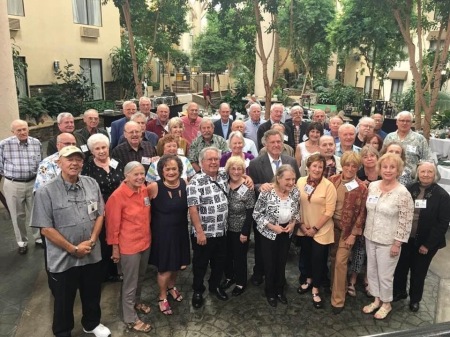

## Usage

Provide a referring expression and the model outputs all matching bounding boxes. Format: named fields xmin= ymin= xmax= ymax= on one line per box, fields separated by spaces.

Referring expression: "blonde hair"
xmin=377 ymin=153 xmax=404 ymax=178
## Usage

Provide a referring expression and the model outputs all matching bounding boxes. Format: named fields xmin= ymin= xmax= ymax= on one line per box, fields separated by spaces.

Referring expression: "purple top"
xmin=220 ymin=152 xmax=254 ymax=174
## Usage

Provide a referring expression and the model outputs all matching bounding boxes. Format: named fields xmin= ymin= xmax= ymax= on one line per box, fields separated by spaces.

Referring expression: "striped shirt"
xmin=0 ymin=136 xmax=42 ymax=179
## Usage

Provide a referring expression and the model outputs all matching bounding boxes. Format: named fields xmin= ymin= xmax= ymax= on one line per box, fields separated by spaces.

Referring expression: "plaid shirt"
xmin=111 ymin=140 xmax=156 ymax=172
xmin=188 ymin=135 xmax=229 ymax=165
xmin=0 ymin=136 xmax=42 ymax=179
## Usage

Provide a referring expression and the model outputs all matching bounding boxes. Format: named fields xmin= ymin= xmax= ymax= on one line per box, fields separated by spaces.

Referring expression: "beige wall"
xmin=9 ymin=0 xmax=120 ymax=92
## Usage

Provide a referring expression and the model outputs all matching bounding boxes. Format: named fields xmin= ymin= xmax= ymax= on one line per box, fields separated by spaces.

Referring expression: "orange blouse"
xmin=105 ymin=182 xmax=151 ymax=255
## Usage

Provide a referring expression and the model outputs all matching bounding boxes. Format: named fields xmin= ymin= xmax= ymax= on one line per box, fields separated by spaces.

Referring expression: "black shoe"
xmin=210 ymin=288 xmax=228 ymax=301
xmin=312 ymin=293 xmax=323 ymax=309
xmin=192 ymin=292 xmax=203 ymax=309
xmin=267 ymin=296 xmax=277 ymax=307
xmin=393 ymin=292 xmax=408 ymax=302
xmin=232 ymin=285 xmax=245 ymax=296
xmin=332 ymin=306 xmax=344 ymax=315
xmin=297 ymin=282 xmax=312 ymax=294
xmin=220 ymin=278 xmax=235 ymax=290
xmin=250 ymin=275 xmax=263 ymax=286
xmin=409 ymin=302 xmax=420 ymax=312
xmin=35 ymin=240 xmax=44 ymax=248
xmin=277 ymin=294 xmax=288 ymax=305
xmin=18 ymin=246 xmax=28 ymax=255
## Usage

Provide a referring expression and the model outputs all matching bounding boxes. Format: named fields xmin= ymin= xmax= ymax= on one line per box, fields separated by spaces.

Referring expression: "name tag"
xmin=109 ymin=159 xmax=118 ymax=169
xmin=406 ymin=145 xmax=417 ymax=153
xmin=88 ymin=201 xmax=98 ymax=214
xmin=283 ymin=135 xmax=288 ymax=142
xmin=415 ymin=199 xmax=426 ymax=208
xmin=304 ymin=184 xmax=315 ymax=195
xmin=177 ymin=148 xmax=185 ymax=156
xmin=367 ymin=195 xmax=379 ymax=204
xmin=280 ymin=200 xmax=289 ymax=208
xmin=345 ymin=179 xmax=359 ymax=191
xmin=302 ymin=134 xmax=308 ymax=141
xmin=141 ymin=157 xmax=151 ymax=165
xmin=81 ymin=144 xmax=89 ymax=152
xmin=237 ymin=184 xmax=248 ymax=197
xmin=144 ymin=197 xmax=151 ymax=206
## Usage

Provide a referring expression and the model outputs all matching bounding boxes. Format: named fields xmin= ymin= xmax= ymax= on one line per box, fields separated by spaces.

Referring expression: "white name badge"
xmin=141 ymin=157 xmax=151 ymax=165
xmin=345 ymin=179 xmax=359 ymax=192
xmin=245 ymin=158 xmax=250 ymax=168
xmin=177 ymin=148 xmax=185 ymax=156
xmin=88 ymin=201 xmax=98 ymax=214
xmin=304 ymin=184 xmax=315 ymax=195
xmin=406 ymin=145 xmax=417 ymax=153
xmin=237 ymin=184 xmax=248 ymax=197
xmin=280 ymin=200 xmax=289 ymax=208
xmin=415 ymin=199 xmax=427 ymax=208
xmin=109 ymin=159 xmax=118 ymax=169
xmin=144 ymin=197 xmax=151 ymax=206
xmin=283 ymin=135 xmax=289 ymax=142
xmin=367 ymin=195 xmax=379 ymax=204
xmin=302 ymin=134 xmax=308 ymax=141
xmin=81 ymin=144 xmax=89 ymax=152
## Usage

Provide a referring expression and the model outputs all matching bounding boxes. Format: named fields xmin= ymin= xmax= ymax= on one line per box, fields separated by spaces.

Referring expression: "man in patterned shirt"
xmin=0 ymin=120 xmax=42 ymax=254
xmin=187 ymin=147 xmax=230 ymax=308
xmin=188 ymin=119 xmax=228 ymax=172
xmin=383 ymin=111 xmax=431 ymax=171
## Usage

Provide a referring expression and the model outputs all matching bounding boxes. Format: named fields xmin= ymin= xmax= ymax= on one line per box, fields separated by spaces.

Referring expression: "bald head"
xmin=11 ymin=120 xmax=29 ymax=142
xmin=56 ymin=133 xmax=77 ymax=151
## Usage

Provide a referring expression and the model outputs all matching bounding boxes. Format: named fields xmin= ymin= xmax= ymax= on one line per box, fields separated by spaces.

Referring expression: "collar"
xmin=267 ymin=153 xmax=280 ymax=163
xmin=122 ymin=181 xmax=144 ymax=197
xmin=156 ymin=118 xmax=167 ymax=127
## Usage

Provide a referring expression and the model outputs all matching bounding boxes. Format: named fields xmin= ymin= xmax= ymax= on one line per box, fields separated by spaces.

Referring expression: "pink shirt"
xmin=181 ymin=116 xmax=202 ymax=145
xmin=105 ymin=182 xmax=151 ymax=254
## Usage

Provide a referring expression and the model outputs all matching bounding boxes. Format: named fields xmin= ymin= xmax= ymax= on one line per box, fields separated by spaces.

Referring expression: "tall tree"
xmin=328 ymin=0 xmax=405 ymax=99
xmin=279 ymin=0 xmax=335 ymax=94
xmin=103 ymin=0 xmax=189 ymax=97
xmin=383 ymin=0 xmax=450 ymax=139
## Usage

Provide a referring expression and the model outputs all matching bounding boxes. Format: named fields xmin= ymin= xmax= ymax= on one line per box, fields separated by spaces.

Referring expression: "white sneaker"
xmin=83 ymin=323 xmax=111 ymax=337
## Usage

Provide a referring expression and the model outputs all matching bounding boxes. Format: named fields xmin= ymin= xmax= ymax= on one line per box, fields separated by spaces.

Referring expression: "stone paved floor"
xmin=0 ymin=202 xmax=442 ymax=337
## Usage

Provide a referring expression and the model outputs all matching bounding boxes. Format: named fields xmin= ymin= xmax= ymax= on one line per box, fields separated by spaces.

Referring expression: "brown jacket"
xmin=328 ymin=174 xmax=368 ymax=239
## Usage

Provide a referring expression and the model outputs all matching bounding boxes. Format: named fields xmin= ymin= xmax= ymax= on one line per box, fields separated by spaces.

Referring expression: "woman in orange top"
xmin=105 ymin=161 xmax=152 ymax=333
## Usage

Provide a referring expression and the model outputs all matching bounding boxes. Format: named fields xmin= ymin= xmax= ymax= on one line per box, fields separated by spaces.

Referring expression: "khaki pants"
xmin=330 ymin=228 xmax=352 ymax=308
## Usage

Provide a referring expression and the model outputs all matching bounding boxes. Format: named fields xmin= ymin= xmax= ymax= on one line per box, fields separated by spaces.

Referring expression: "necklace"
xmin=163 ymin=180 xmax=180 ymax=189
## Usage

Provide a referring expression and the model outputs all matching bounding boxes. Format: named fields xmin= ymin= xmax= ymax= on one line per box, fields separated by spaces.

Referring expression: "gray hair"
xmin=227 ymin=131 xmax=245 ymax=148
xmin=83 ymin=109 xmax=99 ymax=117
xmin=139 ymin=96 xmax=151 ymax=104
xmin=358 ymin=117 xmax=375 ymax=127
xmin=262 ymin=129 xmax=283 ymax=146
xmin=249 ymin=103 xmax=261 ymax=112
xmin=396 ymin=111 xmax=413 ymax=120
xmin=412 ymin=160 xmax=441 ymax=183
xmin=57 ymin=112 xmax=74 ymax=124
xmin=123 ymin=100 xmax=135 ymax=109
xmin=338 ymin=123 xmax=356 ymax=133
xmin=219 ymin=102 xmax=230 ymax=111
xmin=199 ymin=118 xmax=214 ymax=128
xmin=130 ymin=112 xmax=146 ymax=121
xmin=87 ymin=133 xmax=110 ymax=151
xmin=270 ymin=103 xmax=284 ymax=112
xmin=124 ymin=161 xmax=143 ymax=176
xmin=270 ymin=123 xmax=285 ymax=132
xmin=290 ymin=105 xmax=303 ymax=114
xmin=168 ymin=117 xmax=184 ymax=132
xmin=198 ymin=147 xmax=221 ymax=168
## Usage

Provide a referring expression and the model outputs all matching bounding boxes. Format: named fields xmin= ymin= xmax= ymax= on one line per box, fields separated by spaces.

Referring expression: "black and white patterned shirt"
xmin=187 ymin=168 xmax=229 ymax=238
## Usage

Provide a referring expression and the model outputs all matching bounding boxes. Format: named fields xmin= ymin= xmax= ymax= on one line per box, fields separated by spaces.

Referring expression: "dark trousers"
xmin=252 ymin=220 xmax=264 ymax=279
xmin=393 ymin=238 xmax=437 ymax=303
xmin=224 ymin=231 xmax=249 ymax=286
xmin=48 ymin=262 xmax=102 ymax=337
xmin=298 ymin=236 xmax=329 ymax=289
xmin=191 ymin=235 xmax=227 ymax=293
xmin=99 ymin=225 xmax=119 ymax=281
xmin=260 ymin=232 xmax=291 ymax=297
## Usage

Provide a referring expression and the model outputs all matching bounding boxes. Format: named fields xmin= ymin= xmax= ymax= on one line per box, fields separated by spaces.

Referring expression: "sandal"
xmin=158 ymin=298 xmax=173 ymax=315
xmin=134 ymin=303 xmax=151 ymax=314
xmin=180 ymin=265 xmax=187 ymax=271
xmin=167 ymin=287 xmax=183 ymax=302
xmin=297 ymin=282 xmax=312 ymax=294
xmin=347 ymin=283 xmax=356 ymax=297
xmin=127 ymin=319 xmax=152 ymax=333
xmin=362 ymin=302 xmax=381 ymax=314
xmin=374 ymin=306 xmax=392 ymax=320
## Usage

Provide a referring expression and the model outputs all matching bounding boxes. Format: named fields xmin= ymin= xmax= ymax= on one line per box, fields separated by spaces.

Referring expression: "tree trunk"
xmin=122 ymin=0 xmax=142 ymax=98
xmin=216 ymin=72 xmax=222 ymax=98
xmin=368 ymin=47 xmax=377 ymax=99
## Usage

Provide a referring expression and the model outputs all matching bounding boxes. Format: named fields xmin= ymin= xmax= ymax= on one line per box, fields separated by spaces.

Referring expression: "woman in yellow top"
xmin=296 ymin=153 xmax=337 ymax=309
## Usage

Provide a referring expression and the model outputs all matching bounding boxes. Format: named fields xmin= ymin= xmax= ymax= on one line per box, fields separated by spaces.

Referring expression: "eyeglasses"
xmin=397 ymin=119 xmax=411 ymax=123
xmin=125 ymin=130 xmax=141 ymax=134
xmin=58 ymin=142 xmax=77 ymax=146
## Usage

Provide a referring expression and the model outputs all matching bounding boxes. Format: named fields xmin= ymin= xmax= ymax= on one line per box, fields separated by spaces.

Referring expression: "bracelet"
xmin=312 ymin=226 xmax=319 ymax=232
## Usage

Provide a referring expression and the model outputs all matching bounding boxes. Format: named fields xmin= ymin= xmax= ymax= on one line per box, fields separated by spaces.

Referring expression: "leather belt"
xmin=4 ymin=176 xmax=36 ymax=183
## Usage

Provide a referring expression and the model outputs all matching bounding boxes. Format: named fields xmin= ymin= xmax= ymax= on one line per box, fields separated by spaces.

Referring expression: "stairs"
xmin=172 ymin=80 xmax=191 ymax=93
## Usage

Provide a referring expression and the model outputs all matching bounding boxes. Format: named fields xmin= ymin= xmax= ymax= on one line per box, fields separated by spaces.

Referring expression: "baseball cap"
xmin=58 ymin=145 xmax=85 ymax=158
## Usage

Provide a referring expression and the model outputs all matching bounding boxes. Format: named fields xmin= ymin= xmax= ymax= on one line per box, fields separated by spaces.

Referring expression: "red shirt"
xmin=105 ymin=182 xmax=151 ymax=254
xmin=146 ymin=118 xmax=168 ymax=139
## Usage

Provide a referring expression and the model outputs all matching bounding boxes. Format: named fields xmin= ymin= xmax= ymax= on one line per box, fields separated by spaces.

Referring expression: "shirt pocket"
xmin=53 ymin=206 xmax=77 ymax=228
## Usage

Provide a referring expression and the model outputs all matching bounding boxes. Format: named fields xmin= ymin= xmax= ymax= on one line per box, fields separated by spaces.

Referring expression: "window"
xmin=390 ymin=79 xmax=404 ymax=96
xmin=80 ymin=59 xmax=103 ymax=100
xmin=72 ymin=0 xmax=102 ymax=26
xmin=7 ymin=0 xmax=24 ymax=16
xmin=15 ymin=56 xmax=28 ymax=98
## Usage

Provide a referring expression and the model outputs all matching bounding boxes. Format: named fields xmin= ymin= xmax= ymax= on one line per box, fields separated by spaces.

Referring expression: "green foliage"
xmin=316 ymin=82 xmax=362 ymax=111
xmin=170 ymin=50 xmax=190 ymax=71
xmin=223 ymin=73 xmax=250 ymax=114
xmin=83 ymin=100 xmax=115 ymax=112
xmin=18 ymin=96 xmax=47 ymax=121
xmin=110 ymin=36 xmax=152 ymax=98
xmin=12 ymin=44 xmax=27 ymax=82
xmin=433 ymin=109 xmax=450 ymax=130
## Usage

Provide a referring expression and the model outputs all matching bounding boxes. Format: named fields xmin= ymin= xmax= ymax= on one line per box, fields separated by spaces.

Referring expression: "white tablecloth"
xmin=438 ymin=165 xmax=450 ymax=195
xmin=430 ymin=138 xmax=450 ymax=158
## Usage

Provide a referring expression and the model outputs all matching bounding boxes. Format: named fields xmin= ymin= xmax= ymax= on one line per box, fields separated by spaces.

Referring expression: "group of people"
xmin=1 ymin=97 xmax=449 ymax=336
